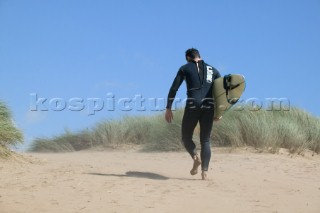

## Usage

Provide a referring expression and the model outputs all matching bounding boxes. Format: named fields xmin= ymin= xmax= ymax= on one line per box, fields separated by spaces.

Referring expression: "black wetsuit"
xmin=166 ymin=60 xmax=221 ymax=171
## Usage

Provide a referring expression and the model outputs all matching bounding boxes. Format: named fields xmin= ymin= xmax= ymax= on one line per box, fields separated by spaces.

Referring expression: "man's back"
xmin=179 ymin=60 xmax=220 ymax=109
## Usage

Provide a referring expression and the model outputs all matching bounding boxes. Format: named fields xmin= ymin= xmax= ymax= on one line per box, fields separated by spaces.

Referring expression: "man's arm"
xmin=166 ymin=68 xmax=184 ymax=110
xmin=165 ymin=68 xmax=184 ymax=123
xmin=213 ymin=67 xmax=221 ymax=80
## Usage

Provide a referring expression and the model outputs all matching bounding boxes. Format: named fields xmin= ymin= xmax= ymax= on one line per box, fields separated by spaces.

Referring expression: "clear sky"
xmin=1 ymin=0 xmax=319 ymax=150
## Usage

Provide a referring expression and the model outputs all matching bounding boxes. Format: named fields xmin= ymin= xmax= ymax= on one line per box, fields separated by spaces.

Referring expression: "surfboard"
xmin=213 ymin=74 xmax=246 ymax=119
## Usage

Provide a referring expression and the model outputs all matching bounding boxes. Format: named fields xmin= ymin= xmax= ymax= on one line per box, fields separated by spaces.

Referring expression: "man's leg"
xmin=199 ymin=109 xmax=214 ymax=178
xmin=181 ymin=109 xmax=201 ymax=175
xmin=181 ymin=109 xmax=200 ymax=157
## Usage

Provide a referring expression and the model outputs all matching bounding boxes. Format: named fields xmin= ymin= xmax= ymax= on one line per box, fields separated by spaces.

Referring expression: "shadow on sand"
xmin=87 ymin=171 xmax=197 ymax=181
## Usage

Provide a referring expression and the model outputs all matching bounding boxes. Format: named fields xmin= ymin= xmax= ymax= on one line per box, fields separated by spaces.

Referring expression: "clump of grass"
xmin=212 ymin=107 xmax=320 ymax=154
xmin=29 ymin=129 xmax=92 ymax=152
xmin=143 ymin=110 xmax=184 ymax=151
xmin=91 ymin=116 xmax=152 ymax=148
xmin=28 ymin=112 xmax=184 ymax=152
xmin=0 ymin=101 xmax=23 ymax=157
xmin=29 ymin=106 xmax=320 ymax=155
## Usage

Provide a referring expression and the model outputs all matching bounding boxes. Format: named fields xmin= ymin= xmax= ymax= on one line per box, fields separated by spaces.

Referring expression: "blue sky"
xmin=1 ymin=0 xmax=319 ymax=150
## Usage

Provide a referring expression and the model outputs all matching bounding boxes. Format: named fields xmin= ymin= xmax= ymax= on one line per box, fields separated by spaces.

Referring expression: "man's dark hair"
xmin=185 ymin=48 xmax=200 ymax=60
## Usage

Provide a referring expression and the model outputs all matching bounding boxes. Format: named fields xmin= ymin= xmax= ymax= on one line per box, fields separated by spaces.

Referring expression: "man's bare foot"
xmin=190 ymin=155 xmax=201 ymax=175
xmin=201 ymin=171 xmax=208 ymax=180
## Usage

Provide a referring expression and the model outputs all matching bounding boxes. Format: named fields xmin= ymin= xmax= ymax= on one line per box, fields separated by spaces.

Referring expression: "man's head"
xmin=185 ymin=48 xmax=201 ymax=62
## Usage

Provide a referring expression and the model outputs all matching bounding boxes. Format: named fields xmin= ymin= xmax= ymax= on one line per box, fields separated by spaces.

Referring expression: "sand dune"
xmin=1 ymin=149 xmax=320 ymax=213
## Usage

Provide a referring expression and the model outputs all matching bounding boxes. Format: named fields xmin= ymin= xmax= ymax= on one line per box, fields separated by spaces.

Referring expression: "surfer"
xmin=165 ymin=48 xmax=221 ymax=180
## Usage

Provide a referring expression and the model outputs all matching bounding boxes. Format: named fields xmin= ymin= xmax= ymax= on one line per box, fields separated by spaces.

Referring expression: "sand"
xmin=1 ymin=149 xmax=320 ymax=213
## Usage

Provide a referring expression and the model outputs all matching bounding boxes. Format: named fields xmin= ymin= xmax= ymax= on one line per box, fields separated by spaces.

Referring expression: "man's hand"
xmin=214 ymin=116 xmax=222 ymax=122
xmin=165 ymin=108 xmax=173 ymax=123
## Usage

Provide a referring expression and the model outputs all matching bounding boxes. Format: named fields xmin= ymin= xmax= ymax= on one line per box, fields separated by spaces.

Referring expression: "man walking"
xmin=165 ymin=48 xmax=221 ymax=180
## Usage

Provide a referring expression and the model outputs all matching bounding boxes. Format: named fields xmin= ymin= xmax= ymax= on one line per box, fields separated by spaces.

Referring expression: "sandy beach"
xmin=1 ymin=149 xmax=320 ymax=213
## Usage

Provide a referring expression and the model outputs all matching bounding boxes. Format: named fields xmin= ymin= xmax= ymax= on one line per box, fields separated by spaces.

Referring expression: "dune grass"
xmin=0 ymin=101 xmax=23 ymax=157
xmin=29 ymin=107 xmax=320 ymax=155
xmin=212 ymin=107 xmax=320 ymax=154
xmin=28 ymin=111 xmax=185 ymax=152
